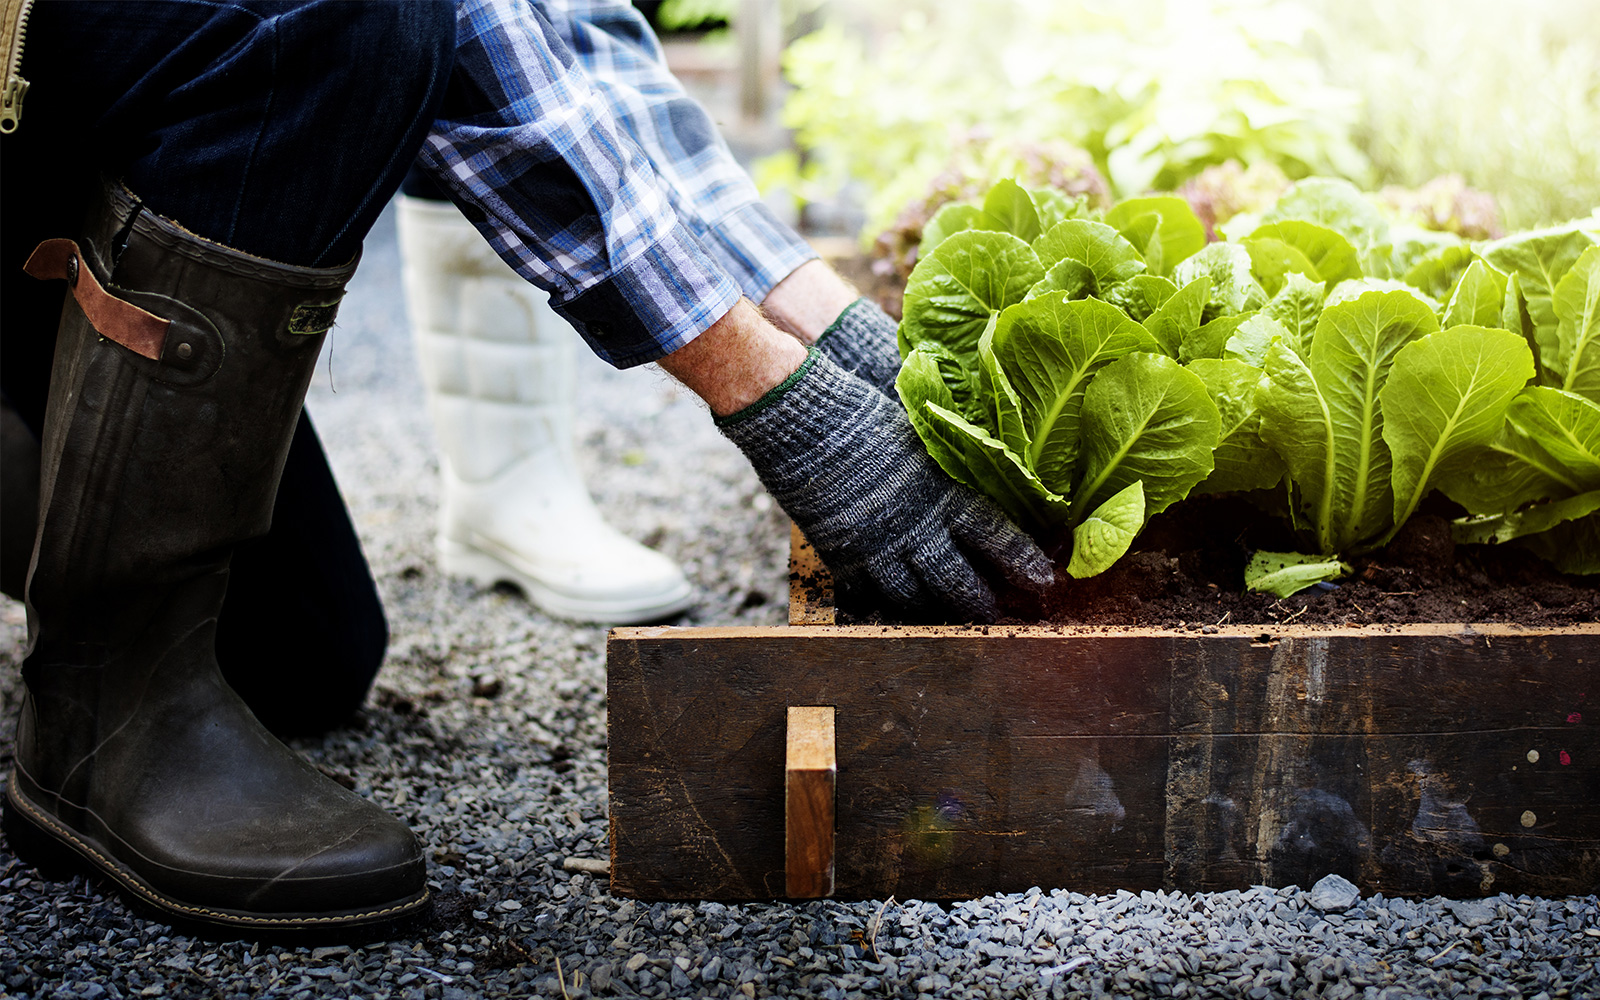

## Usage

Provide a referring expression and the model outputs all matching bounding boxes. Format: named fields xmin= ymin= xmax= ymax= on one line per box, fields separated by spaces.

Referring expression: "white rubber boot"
xmin=396 ymin=196 xmax=694 ymax=623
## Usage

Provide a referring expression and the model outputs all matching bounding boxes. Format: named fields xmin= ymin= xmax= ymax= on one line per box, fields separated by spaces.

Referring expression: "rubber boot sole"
xmin=3 ymin=771 xmax=431 ymax=943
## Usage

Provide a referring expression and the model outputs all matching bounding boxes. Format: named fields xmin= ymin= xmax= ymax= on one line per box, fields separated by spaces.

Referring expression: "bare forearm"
xmin=658 ymin=299 xmax=809 ymax=417
xmin=759 ymin=259 xmax=859 ymax=344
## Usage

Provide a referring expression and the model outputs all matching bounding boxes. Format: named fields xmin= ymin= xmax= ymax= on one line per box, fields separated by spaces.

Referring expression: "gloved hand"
xmin=813 ymin=297 xmax=904 ymax=401
xmin=719 ymin=350 xmax=1053 ymax=622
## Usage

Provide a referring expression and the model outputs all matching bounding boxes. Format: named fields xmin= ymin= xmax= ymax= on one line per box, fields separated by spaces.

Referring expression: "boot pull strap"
xmin=23 ymin=239 xmax=169 ymax=360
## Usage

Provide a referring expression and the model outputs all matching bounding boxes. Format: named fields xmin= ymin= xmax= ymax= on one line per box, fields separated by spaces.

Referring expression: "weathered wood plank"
xmin=607 ymin=625 xmax=1600 ymax=900
xmin=786 ymin=706 xmax=836 ymax=898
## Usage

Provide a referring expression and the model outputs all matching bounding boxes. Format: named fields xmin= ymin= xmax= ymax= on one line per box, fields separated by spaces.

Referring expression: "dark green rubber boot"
xmin=4 ymin=180 xmax=427 ymax=937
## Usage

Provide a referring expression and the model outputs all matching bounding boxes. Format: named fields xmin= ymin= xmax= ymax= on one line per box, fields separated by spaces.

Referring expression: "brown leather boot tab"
xmin=24 ymin=238 xmax=170 ymax=360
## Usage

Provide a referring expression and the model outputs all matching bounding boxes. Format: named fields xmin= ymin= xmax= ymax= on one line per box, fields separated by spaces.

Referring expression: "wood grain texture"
xmin=786 ymin=707 xmax=836 ymax=898
xmin=607 ymin=624 xmax=1600 ymax=900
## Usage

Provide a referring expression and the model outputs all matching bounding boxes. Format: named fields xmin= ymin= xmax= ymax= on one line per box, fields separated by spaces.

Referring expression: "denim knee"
xmin=324 ymin=0 xmax=457 ymax=124
xmin=115 ymin=0 xmax=460 ymax=264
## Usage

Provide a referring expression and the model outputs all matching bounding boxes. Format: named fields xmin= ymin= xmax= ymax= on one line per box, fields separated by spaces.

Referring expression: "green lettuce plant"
xmin=892 ymin=175 xmax=1600 ymax=590
xmin=894 ymin=180 xmax=1226 ymax=578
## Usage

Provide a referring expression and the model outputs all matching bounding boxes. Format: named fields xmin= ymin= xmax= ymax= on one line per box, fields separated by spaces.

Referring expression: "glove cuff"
xmin=813 ymin=297 xmax=903 ymax=397
xmin=714 ymin=348 xmax=824 ymax=429
xmin=717 ymin=349 xmax=901 ymax=495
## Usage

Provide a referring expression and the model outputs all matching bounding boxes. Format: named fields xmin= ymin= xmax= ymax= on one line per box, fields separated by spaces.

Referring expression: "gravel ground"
xmin=2 ymin=204 xmax=1598 ymax=999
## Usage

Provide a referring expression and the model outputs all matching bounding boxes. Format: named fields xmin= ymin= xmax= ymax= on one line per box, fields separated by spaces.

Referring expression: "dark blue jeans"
xmin=1 ymin=0 xmax=456 ymax=734
xmin=14 ymin=0 xmax=456 ymax=264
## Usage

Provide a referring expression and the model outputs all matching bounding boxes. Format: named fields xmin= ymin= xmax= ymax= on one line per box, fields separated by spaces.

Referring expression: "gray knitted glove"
xmin=814 ymin=297 xmax=904 ymax=400
xmin=719 ymin=350 xmax=1054 ymax=622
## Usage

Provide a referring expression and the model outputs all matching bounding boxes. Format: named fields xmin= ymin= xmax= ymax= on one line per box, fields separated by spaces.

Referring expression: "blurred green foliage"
xmin=761 ymin=0 xmax=1600 ymax=239
xmin=760 ymin=0 xmax=1368 ymax=242
xmin=655 ymin=0 xmax=734 ymax=31
xmin=1312 ymin=0 xmax=1600 ymax=229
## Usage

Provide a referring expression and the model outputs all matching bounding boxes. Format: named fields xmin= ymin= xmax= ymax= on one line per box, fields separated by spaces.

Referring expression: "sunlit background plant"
xmin=758 ymin=0 xmax=1600 ymax=245
xmin=1313 ymin=0 xmax=1600 ymax=230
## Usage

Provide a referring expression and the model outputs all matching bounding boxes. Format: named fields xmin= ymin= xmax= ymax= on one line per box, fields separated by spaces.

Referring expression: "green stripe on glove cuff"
xmin=814 ymin=297 xmax=904 ymax=400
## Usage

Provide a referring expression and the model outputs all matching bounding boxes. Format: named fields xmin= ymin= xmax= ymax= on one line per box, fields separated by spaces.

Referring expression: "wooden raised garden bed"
xmin=606 ymin=529 xmax=1599 ymax=901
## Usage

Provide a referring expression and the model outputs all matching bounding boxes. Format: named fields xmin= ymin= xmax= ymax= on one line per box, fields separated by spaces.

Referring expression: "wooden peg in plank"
xmin=785 ymin=705 xmax=836 ymax=898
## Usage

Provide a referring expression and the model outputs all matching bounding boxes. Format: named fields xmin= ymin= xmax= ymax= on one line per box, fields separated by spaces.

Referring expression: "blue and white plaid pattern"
xmin=418 ymin=0 xmax=815 ymax=368
xmin=544 ymin=0 xmax=816 ymax=302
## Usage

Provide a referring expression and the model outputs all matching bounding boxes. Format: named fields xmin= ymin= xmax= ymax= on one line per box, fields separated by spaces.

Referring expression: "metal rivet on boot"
xmin=65 ymin=254 xmax=79 ymax=287
xmin=175 ymin=342 xmax=193 ymax=360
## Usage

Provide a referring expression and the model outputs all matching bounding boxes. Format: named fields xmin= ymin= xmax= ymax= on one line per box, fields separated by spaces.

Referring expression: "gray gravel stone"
xmin=1311 ymin=873 xmax=1363 ymax=913
xmin=1449 ymin=899 xmax=1496 ymax=928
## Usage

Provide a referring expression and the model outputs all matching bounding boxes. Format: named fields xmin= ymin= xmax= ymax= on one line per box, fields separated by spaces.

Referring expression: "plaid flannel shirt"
xmin=416 ymin=0 xmax=816 ymax=368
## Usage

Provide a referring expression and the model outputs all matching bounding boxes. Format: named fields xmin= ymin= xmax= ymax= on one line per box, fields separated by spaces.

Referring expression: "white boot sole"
xmin=439 ymin=537 xmax=695 ymax=624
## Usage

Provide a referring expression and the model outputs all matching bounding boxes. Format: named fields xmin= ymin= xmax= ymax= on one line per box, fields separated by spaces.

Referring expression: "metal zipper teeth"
xmin=2 ymin=0 xmax=34 ymax=133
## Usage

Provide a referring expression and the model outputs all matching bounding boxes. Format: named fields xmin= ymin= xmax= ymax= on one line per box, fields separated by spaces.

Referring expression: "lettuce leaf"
xmin=1479 ymin=222 xmax=1598 ymax=383
xmin=1116 ymin=212 xmax=1163 ymax=275
xmin=1223 ymin=315 xmax=1292 ymax=368
xmin=1028 ymin=257 xmax=1097 ymax=301
xmin=977 ymin=317 xmax=1030 ymax=454
xmin=982 ymin=178 xmax=1043 ymax=244
xmin=1442 ymin=259 xmax=1508 ymax=330
xmin=1243 ymin=220 xmax=1363 ymax=294
xmin=1260 ymin=272 xmax=1325 ymax=359
xmin=1174 ymin=242 xmax=1268 ymax=322
xmin=899 ymin=340 xmax=986 ymax=426
xmin=1029 ymin=188 xmax=1091 ymax=234
xmin=1244 ymin=551 xmax=1352 ymax=597
xmin=896 ymin=350 xmax=1066 ymax=528
xmin=1506 ymin=387 xmax=1600 ymax=487
xmin=1434 ymin=386 xmax=1599 ymax=515
xmin=990 ymin=296 xmax=1160 ymax=495
xmin=1103 ymin=275 xmax=1178 ymax=324
xmin=1405 ymin=243 xmax=1477 ymax=303
xmin=1181 ymin=311 xmax=1256 ymax=363
xmin=1452 ymin=489 xmax=1600 ymax=546
xmin=1379 ymin=326 xmax=1536 ymax=537
xmin=1261 ymin=177 xmax=1390 ymax=272
xmin=921 ymin=203 xmax=987 ymax=256
xmin=1258 ymin=290 xmax=1440 ymax=552
xmin=1514 ymin=513 xmax=1600 ymax=575
xmin=1067 ymin=481 xmax=1145 ymax=579
xmin=1553 ymin=244 xmax=1600 ymax=401
xmin=902 ymin=230 xmax=1043 ymax=362
xmin=1141 ymin=276 xmax=1211 ymax=357
xmin=1072 ymin=353 xmax=1220 ymax=522
xmin=1032 ymin=219 xmax=1147 ymax=290
xmin=1105 ymin=196 xmax=1207 ymax=276
xmin=1188 ymin=358 xmax=1285 ymax=495
xmin=1325 ymin=279 xmax=1441 ymax=314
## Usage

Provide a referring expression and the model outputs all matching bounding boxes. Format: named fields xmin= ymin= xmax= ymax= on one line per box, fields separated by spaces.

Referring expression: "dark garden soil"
xmin=1001 ymin=494 xmax=1597 ymax=629
xmin=824 ymin=493 xmax=1598 ymax=629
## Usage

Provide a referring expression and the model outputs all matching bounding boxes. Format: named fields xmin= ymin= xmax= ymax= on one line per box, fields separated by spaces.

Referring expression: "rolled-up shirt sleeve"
xmin=544 ymin=0 xmax=818 ymax=303
xmin=418 ymin=0 xmax=742 ymax=368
